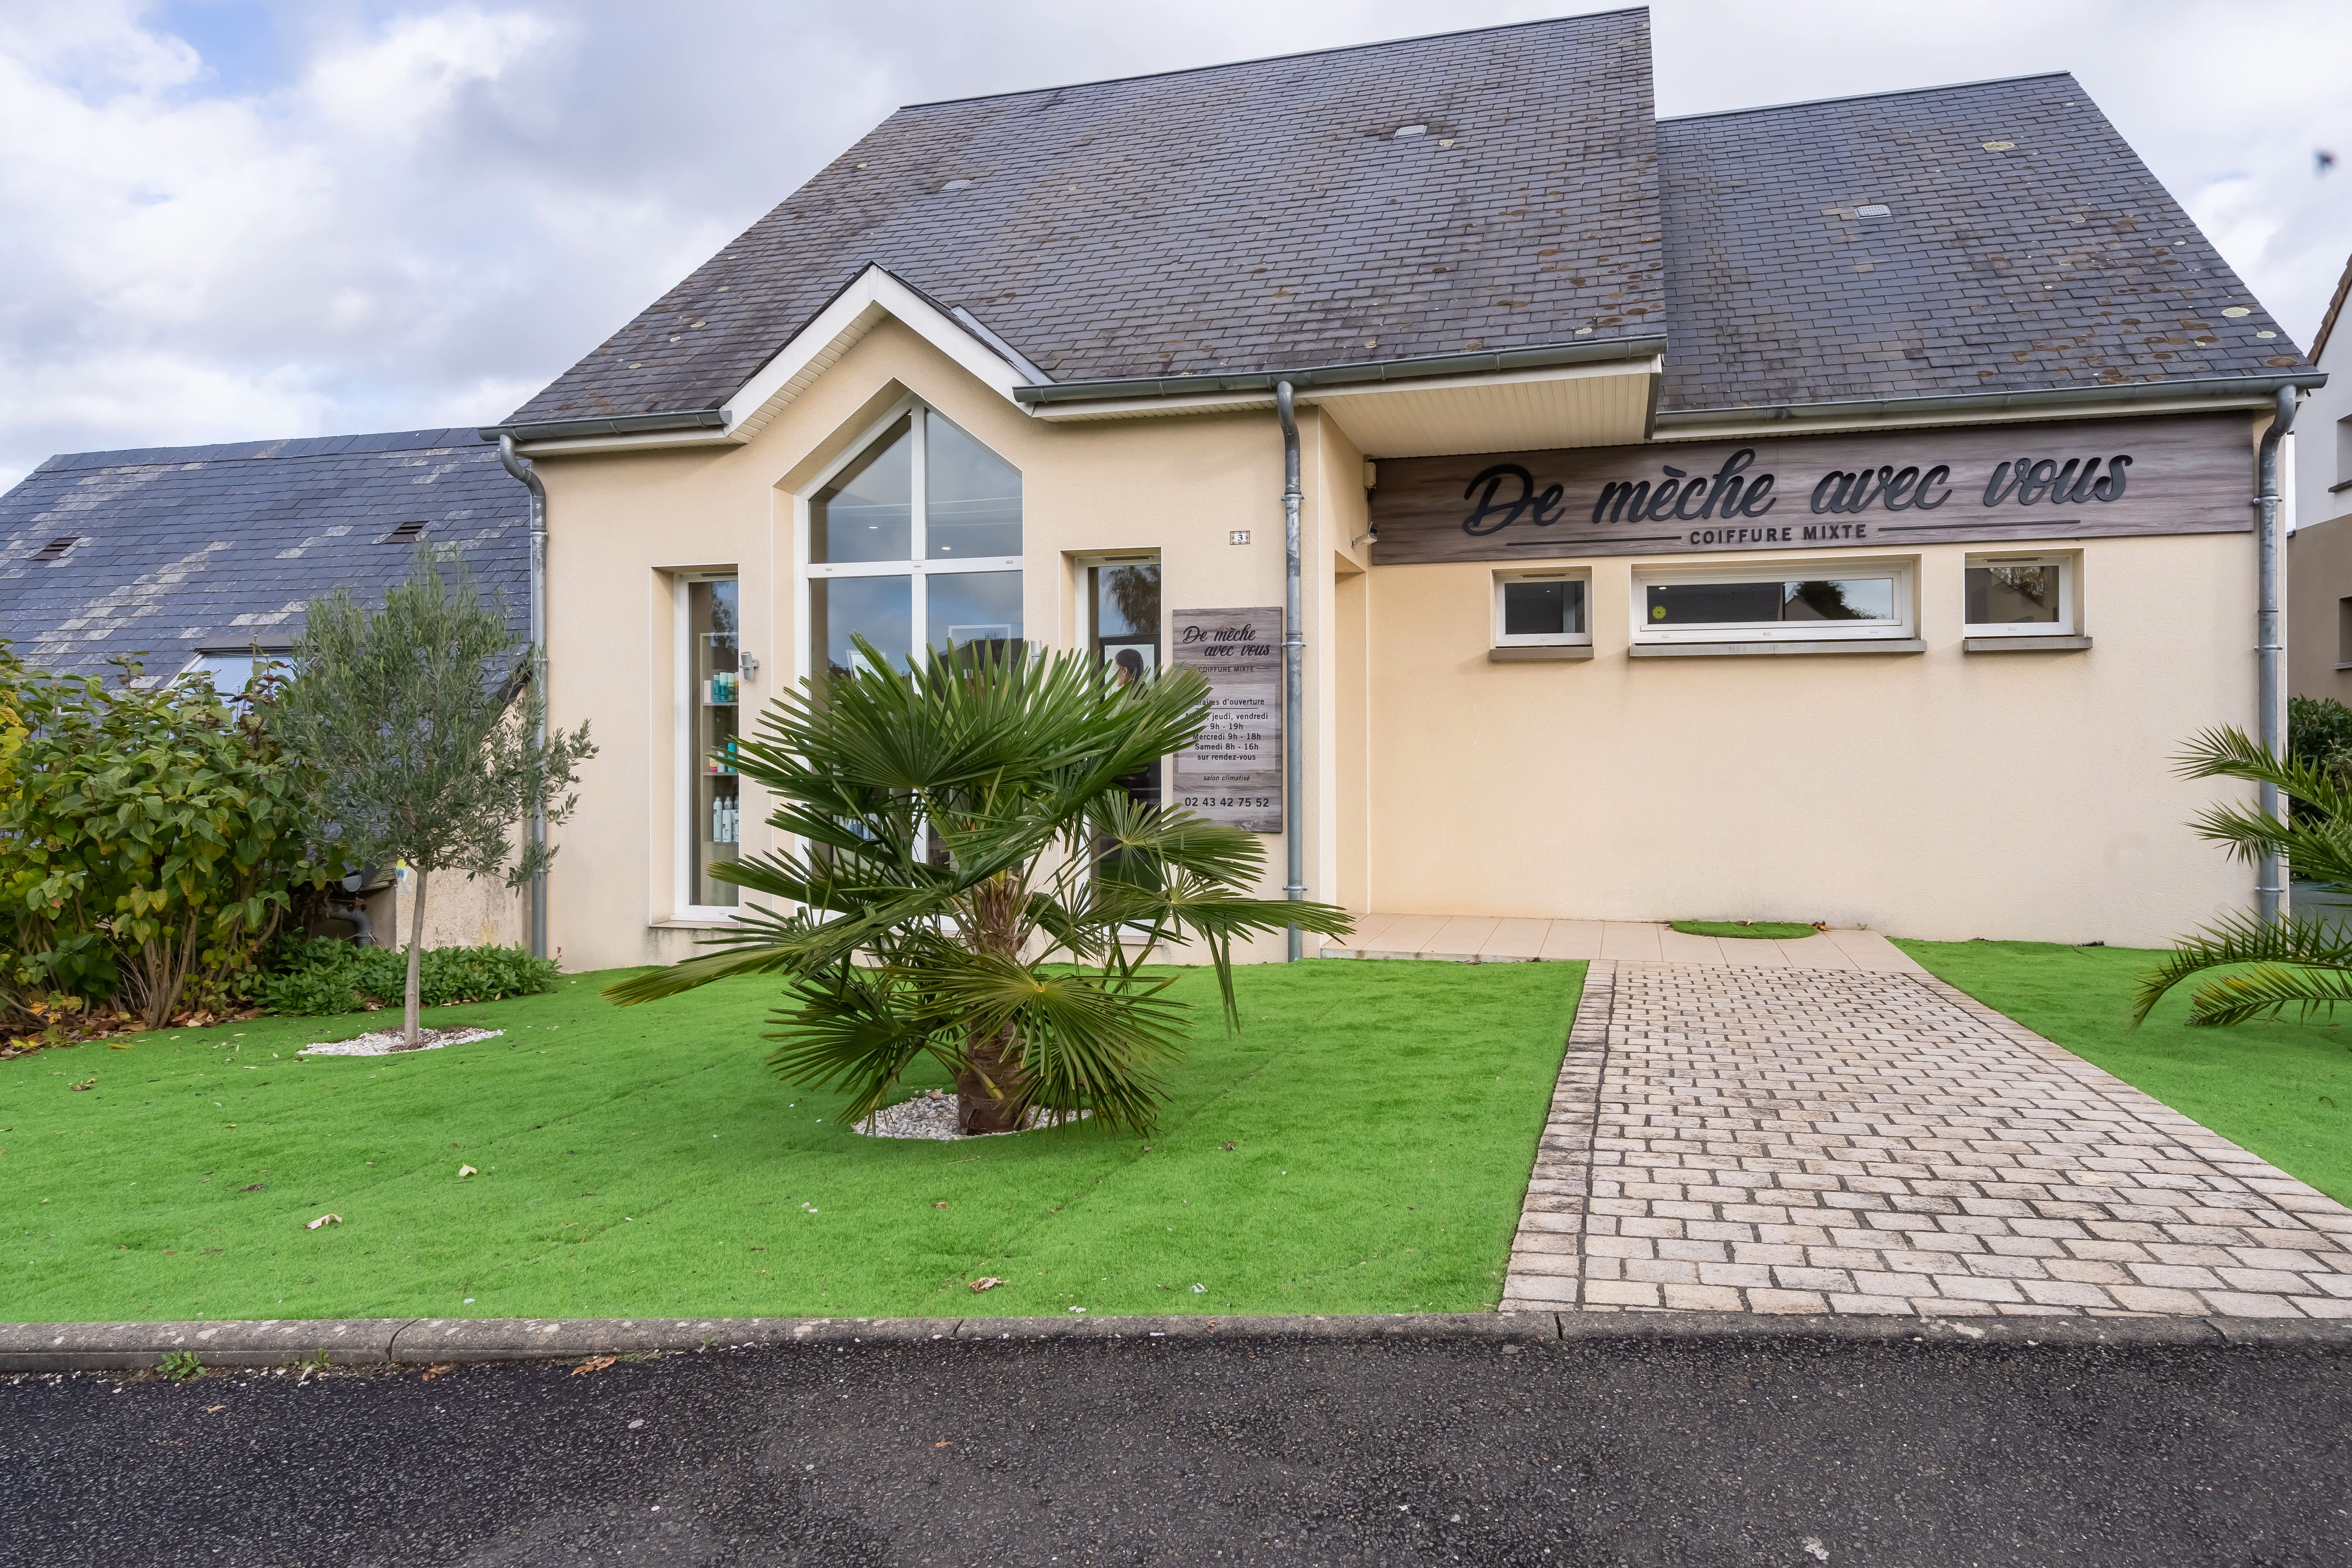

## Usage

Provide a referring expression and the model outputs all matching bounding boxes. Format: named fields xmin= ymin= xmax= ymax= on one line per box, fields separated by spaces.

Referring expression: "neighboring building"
xmin=0 ymin=427 xmax=534 ymax=948
xmin=2289 ymin=254 xmax=2352 ymax=706
xmin=479 ymin=10 xmax=2319 ymax=963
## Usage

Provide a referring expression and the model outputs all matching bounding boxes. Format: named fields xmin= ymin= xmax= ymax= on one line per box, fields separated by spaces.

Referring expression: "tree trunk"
xmin=955 ymin=1019 xmax=1027 ymax=1135
xmin=403 ymin=864 xmax=429 ymax=1047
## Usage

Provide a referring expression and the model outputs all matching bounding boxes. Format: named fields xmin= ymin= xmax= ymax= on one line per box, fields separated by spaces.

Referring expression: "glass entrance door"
xmin=1090 ymin=561 xmax=1162 ymax=811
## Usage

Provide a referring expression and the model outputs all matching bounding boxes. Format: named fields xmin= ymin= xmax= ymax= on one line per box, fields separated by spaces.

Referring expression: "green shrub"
xmin=260 ymin=939 xmax=560 ymax=1016
xmin=0 ymin=643 xmax=340 ymax=1029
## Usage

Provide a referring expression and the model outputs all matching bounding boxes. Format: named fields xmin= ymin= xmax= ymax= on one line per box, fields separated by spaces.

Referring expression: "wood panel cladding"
xmin=1368 ymin=412 xmax=2253 ymax=565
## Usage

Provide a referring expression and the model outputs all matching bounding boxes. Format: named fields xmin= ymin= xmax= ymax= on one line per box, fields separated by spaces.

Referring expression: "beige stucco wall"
xmin=529 ymin=318 xmax=2266 ymax=968
xmin=1364 ymin=532 xmax=2253 ymax=947
xmin=2291 ymin=513 xmax=2352 ymax=706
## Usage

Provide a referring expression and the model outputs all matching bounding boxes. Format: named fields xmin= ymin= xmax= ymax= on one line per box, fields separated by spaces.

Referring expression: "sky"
xmin=2 ymin=0 xmax=2348 ymax=491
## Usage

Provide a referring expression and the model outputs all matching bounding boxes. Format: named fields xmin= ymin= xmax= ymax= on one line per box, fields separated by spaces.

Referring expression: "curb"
xmin=6 ymin=1308 xmax=2351 ymax=1374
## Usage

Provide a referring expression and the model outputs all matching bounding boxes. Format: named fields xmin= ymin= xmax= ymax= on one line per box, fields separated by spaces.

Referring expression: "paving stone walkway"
xmin=1502 ymin=961 xmax=2352 ymax=1319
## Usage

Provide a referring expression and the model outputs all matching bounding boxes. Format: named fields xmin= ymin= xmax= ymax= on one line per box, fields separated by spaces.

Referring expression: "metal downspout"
xmin=498 ymin=433 xmax=551 ymax=961
xmin=1276 ymin=383 xmax=1306 ymax=960
xmin=2256 ymin=385 xmax=2298 ymax=924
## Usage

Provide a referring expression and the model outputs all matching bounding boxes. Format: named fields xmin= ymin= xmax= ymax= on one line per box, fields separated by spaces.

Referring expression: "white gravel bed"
xmin=853 ymin=1088 xmax=1090 ymax=1140
xmin=299 ymin=1026 xmax=504 ymax=1057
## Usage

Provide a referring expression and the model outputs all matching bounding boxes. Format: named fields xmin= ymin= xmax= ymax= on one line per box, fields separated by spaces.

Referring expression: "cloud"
xmin=2 ymin=0 xmax=2346 ymax=493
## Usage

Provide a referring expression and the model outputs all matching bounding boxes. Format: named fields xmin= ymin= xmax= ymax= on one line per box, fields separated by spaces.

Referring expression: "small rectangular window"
xmin=1493 ymin=571 xmax=1590 ymax=648
xmin=1964 ymin=554 xmax=2074 ymax=636
xmin=1632 ymin=563 xmax=1912 ymax=643
xmin=2339 ymin=598 xmax=2352 ymax=668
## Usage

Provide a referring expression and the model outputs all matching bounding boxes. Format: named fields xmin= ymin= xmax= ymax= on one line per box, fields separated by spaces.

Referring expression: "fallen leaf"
xmin=305 ymin=1213 xmax=342 ymax=1229
xmin=457 ymin=1164 xmax=477 ymax=1179
xmin=69 ymin=1079 xmax=95 ymax=1092
xmin=969 ymin=1277 xmax=1003 ymax=1292
xmin=202 ymin=1405 xmax=226 ymax=1413
xmin=572 ymin=1356 xmax=616 ymax=1375
xmin=420 ymin=1363 xmax=455 ymax=1381
xmin=933 ymin=1440 xmax=950 ymax=1448
xmin=1219 ymin=1140 xmax=1236 ymax=1151
xmin=931 ymin=1201 xmax=949 ymax=1208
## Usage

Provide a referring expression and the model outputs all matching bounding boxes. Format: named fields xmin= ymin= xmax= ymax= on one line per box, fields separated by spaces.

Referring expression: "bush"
xmin=260 ymin=939 xmax=560 ymax=1016
xmin=1 ymin=644 xmax=340 ymax=1030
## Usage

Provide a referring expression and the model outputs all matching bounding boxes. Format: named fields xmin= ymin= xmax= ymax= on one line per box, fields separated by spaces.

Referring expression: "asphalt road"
xmin=8 ymin=1333 xmax=2349 ymax=1566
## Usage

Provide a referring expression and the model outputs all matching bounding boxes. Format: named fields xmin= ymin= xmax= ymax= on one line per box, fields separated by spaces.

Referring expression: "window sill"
xmin=1488 ymin=644 xmax=1594 ymax=662
xmin=1628 ymin=639 xmax=1925 ymax=659
xmin=652 ymin=916 xmax=739 ymax=929
xmin=1963 ymin=635 xmax=2092 ymax=653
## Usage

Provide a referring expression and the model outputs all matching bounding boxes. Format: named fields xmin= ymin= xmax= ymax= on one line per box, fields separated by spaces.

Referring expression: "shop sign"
xmin=1170 ymin=606 xmax=1282 ymax=833
xmin=1368 ymin=411 xmax=2253 ymax=564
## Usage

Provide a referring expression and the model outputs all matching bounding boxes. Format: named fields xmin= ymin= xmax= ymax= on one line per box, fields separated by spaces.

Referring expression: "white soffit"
xmin=1307 ymin=360 xmax=1659 ymax=457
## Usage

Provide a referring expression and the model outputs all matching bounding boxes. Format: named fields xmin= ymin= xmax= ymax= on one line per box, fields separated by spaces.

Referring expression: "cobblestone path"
xmin=1502 ymin=961 xmax=2352 ymax=1318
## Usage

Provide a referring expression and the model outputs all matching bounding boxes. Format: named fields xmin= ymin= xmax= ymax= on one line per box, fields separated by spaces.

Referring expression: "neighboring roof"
xmin=1656 ymin=74 xmax=2310 ymax=413
xmin=2312 ymin=251 xmax=2352 ymax=363
xmin=0 ymin=429 xmax=528 ymax=679
xmin=501 ymin=9 xmax=1665 ymax=428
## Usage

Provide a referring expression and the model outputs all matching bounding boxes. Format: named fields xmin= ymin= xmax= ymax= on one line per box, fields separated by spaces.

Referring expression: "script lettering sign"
xmin=1170 ymin=606 xmax=1282 ymax=833
xmin=1369 ymin=412 xmax=2252 ymax=565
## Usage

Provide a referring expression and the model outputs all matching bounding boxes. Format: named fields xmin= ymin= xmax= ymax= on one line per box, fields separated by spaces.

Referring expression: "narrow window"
xmin=1493 ymin=571 xmax=1590 ymax=648
xmin=684 ymin=577 xmax=740 ymax=911
xmin=1632 ymin=563 xmax=1912 ymax=643
xmin=1963 ymin=554 xmax=2074 ymax=637
xmin=2338 ymin=597 xmax=2352 ymax=668
xmin=1089 ymin=558 xmax=1163 ymax=808
xmin=807 ymin=405 xmax=1021 ymax=678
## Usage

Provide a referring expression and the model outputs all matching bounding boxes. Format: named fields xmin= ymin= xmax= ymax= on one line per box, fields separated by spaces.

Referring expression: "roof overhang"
xmin=1653 ymin=371 xmax=2329 ymax=441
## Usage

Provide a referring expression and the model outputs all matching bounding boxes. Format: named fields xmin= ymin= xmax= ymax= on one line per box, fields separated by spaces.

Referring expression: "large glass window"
xmin=1633 ymin=564 xmax=1911 ymax=643
xmin=807 ymin=406 xmax=1021 ymax=676
xmin=685 ymin=577 xmax=740 ymax=910
xmin=1965 ymin=555 xmax=2074 ymax=635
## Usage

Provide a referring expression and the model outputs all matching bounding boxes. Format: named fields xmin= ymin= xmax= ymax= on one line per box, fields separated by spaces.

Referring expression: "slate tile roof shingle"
xmin=1656 ymin=74 xmax=2306 ymax=412
xmin=502 ymin=8 xmax=1666 ymax=426
xmin=0 ymin=429 xmax=529 ymax=679
xmin=500 ymin=10 xmax=2306 ymax=433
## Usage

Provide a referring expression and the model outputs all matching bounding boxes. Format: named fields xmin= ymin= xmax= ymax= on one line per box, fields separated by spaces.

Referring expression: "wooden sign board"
xmin=1170 ymin=606 xmax=1282 ymax=833
xmin=1369 ymin=412 xmax=2253 ymax=565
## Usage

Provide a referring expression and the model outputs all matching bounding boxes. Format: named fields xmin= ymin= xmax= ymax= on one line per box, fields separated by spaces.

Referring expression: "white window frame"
xmin=1492 ymin=569 xmax=1593 ymax=649
xmin=795 ymin=394 xmax=1023 ymax=684
xmin=674 ymin=570 xmax=742 ymax=923
xmin=1963 ymin=552 xmax=2077 ymax=638
xmin=1630 ymin=559 xmax=1915 ymax=644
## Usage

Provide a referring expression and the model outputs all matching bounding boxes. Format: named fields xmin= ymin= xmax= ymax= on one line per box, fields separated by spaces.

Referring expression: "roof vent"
xmin=33 ymin=535 xmax=80 ymax=561
xmin=2221 ymin=306 xmax=2252 ymax=318
xmin=1981 ymin=140 xmax=2015 ymax=152
xmin=940 ymin=179 xmax=973 ymax=192
xmin=1393 ymin=124 xmax=1428 ymax=139
xmin=381 ymin=520 xmax=429 ymax=544
xmin=1854 ymin=204 xmax=1890 ymax=217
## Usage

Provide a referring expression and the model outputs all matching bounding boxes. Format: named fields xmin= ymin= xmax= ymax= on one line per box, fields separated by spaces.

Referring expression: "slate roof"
xmin=0 ymin=429 xmax=529 ymax=680
xmin=503 ymin=8 xmax=1665 ymax=426
xmin=1656 ymin=75 xmax=2309 ymax=413
xmin=500 ymin=10 xmax=2310 ymax=433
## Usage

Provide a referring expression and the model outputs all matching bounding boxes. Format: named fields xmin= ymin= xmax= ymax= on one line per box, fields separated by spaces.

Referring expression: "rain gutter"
xmin=497 ymin=434 xmax=551 ymax=961
xmin=1011 ymin=335 xmax=1668 ymax=407
xmin=2256 ymin=385 xmax=2298 ymax=924
xmin=1655 ymin=371 xmax=2326 ymax=434
xmin=479 ymin=409 xmax=731 ymax=444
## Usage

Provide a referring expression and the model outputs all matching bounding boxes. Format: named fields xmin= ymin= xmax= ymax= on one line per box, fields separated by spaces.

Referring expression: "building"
xmin=2289 ymin=253 xmax=2352 ymax=706
xmin=0 ymin=427 xmax=534 ymax=948
xmin=486 ymin=9 xmax=2321 ymax=966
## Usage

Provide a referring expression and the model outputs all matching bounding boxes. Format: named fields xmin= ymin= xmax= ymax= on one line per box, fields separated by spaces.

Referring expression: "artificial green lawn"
xmin=1897 ymin=939 xmax=2352 ymax=1207
xmin=5 ymin=961 xmax=1582 ymax=1324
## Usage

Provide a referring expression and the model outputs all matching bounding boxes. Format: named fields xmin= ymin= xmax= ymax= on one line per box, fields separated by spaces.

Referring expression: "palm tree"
xmin=2133 ymin=726 xmax=2352 ymax=1026
xmin=605 ymin=638 xmax=1352 ymax=1133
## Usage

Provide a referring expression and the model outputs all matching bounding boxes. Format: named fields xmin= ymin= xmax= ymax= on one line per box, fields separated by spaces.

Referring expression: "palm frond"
xmin=2181 ymin=961 xmax=2352 ymax=1027
xmin=2130 ymin=908 xmax=2352 ymax=1023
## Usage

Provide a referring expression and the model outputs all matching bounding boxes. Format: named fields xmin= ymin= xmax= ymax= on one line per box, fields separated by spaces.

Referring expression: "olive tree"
xmin=277 ymin=552 xmax=595 ymax=1045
